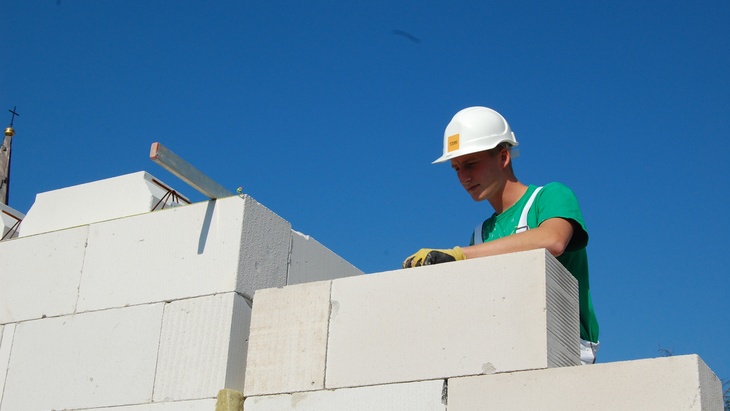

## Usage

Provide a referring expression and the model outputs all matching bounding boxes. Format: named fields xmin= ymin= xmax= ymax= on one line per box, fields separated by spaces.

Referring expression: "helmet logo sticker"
xmin=447 ymin=134 xmax=460 ymax=153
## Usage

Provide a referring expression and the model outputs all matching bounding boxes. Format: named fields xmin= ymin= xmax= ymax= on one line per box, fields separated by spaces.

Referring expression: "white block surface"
xmin=325 ymin=249 xmax=579 ymax=389
xmin=77 ymin=195 xmax=291 ymax=312
xmin=448 ymin=355 xmax=723 ymax=411
xmin=244 ymin=281 xmax=332 ymax=396
xmin=82 ymin=399 xmax=217 ymax=410
xmin=19 ymin=171 xmax=188 ymax=237
xmin=0 ymin=304 xmax=164 ymax=411
xmin=0 ymin=202 xmax=23 ymax=240
xmin=153 ymin=293 xmax=252 ymax=401
xmin=245 ymin=379 xmax=447 ymax=411
xmin=287 ymin=230 xmax=363 ymax=284
xmin=0 ymin=323 xmax=15 ymax=399
xmin=0 ymin=226 xmax=88 ymax=323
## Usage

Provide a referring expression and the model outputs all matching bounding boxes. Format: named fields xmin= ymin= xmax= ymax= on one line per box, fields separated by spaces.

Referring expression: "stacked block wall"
xmin=243 ymin=355 xmax=721 ymax=410
xmin=244 ymin=249 xmax=580 ymax=396
xmin=0 ymin=182 xmax=362 ymax=411
xmin=1 ymin=173 xmax=724 ymax=410
xmin=243 ymin=249 xmax=724 ymax=411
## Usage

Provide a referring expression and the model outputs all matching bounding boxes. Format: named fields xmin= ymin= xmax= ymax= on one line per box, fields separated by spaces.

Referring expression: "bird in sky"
xmin=391 ymin=29 xmax=421 ymax=44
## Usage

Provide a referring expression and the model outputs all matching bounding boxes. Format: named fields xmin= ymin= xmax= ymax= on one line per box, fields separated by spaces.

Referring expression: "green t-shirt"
xmin=470 ymin=183 xmax=599 ymax=343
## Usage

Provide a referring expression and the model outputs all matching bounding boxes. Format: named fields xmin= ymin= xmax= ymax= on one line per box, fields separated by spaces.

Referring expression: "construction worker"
xmin=402 ymin=106 xmax=600 ymax=364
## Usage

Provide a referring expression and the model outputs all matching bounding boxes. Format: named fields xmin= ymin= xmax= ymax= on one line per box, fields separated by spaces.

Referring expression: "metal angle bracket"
xmin=149 ymin=142 xmax=233 ymax=200
xmin=1 ymin=209 xmax=22 ymax=241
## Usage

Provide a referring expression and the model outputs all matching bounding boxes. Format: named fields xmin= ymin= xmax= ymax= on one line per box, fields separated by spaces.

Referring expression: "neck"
xmin=488 ymin=178 xmax=528 ymax=215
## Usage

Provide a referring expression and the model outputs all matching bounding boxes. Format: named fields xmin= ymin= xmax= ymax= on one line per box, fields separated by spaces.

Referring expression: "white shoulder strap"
xmin=473 ymin=186 xmax=544 ymax=243
xmin=515 ymin=186 xmax=543 ymax=233
xmin=472 ymin=222 xmax=484 ymax=245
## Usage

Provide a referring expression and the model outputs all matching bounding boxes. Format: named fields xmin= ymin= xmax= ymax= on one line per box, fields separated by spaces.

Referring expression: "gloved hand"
xmin=402 ymin=246 xmax=466 ymax=268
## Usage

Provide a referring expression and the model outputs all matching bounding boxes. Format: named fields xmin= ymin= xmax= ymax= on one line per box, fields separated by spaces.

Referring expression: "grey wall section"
xmin=288 ymin=230 xmax=363 ymax=285
xmin=545 ymin=254 xmax=580 ymax=368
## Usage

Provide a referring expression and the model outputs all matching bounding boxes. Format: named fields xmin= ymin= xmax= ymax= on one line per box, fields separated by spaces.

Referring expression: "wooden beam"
xmin=149 ymin=142 xmax=233 ymax=200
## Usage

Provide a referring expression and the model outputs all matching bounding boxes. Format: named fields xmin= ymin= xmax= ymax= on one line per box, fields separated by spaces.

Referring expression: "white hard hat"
xmin=433 ymin=106 xmax=519 ymax=164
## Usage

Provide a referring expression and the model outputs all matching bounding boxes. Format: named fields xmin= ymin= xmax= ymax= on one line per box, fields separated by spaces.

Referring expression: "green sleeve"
xmin=534 ymin=182 xmax=589 ymax=252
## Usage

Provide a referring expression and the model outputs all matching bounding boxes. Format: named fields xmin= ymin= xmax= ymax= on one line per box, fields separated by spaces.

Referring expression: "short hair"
xmin=487 ymin=143 xmax=516 ymax=174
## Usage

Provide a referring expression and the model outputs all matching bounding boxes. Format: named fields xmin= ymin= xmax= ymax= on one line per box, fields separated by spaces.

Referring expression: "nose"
xmin=457 ymin=169 xmax=471 ymax=185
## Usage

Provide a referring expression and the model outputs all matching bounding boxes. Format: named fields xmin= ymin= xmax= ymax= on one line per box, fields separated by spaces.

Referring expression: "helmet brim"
xmin=432 ymin=140 xmax=519 ymax=164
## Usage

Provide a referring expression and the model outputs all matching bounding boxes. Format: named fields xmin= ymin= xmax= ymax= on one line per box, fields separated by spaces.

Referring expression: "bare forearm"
xmin=463 ymin=218 xmax=574 ymax=259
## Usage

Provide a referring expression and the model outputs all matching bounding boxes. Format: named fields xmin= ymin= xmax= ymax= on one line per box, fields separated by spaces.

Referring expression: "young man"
xmin=402 ymin=106 xmax=600 ymax=364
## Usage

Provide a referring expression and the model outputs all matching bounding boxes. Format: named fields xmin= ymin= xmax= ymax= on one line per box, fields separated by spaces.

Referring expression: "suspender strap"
xmin=472 ymin=222 xmax=484 ymax=245
xmin=515 ymin=186 xmax=543 ymax=233
xmin=472 ymin=186 xmax=544 ymax=244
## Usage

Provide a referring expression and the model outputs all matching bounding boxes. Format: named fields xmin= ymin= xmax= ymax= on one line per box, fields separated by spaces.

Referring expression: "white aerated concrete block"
xmin=244 ymin=281 xmax=332 ymax=396
xmin=244 ymin=379 xmax=447 ymax=411
xmin=288 ymin=230 xmax=363 ymax=284
xmin=153 ymin=293 xmax=252 ymax=401
xmin=324 ymin=249 xmax=579 ymax=389
xmin=19 ymin=171 xmax=188 ymax=237
xmin=244 ymin=250 xmax=579 ymax=396
xmin=448 ymin=354 xmax=723 ymax=410
xmin=0 ymin=226 xmax=88 ymax=323
xmin=82 ymin=399 xmax=217 ymax=410
xmin=0 ymin=304 xmax=164 ymax=411
xmin=77 ymin=195 xmax=291 ymax=312
xmin=0 ymin=202 xmax=23 ymax=240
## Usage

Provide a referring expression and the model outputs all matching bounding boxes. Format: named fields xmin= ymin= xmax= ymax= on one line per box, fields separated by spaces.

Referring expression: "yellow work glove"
xmin=402 ymin=246 xmax=466 ymax=268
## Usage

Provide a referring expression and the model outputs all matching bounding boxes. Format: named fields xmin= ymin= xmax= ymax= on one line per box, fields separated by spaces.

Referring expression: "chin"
xmin=470 ymin=193 xmax=487 ymax=202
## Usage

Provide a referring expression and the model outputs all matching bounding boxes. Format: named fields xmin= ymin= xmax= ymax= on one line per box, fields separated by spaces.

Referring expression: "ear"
xmin=499 ymin=147 xmax=511 ymax=169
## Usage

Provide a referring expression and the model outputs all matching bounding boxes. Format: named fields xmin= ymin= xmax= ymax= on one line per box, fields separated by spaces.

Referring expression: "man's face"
xmin=450 ymin=149 xmax=506 ymax=202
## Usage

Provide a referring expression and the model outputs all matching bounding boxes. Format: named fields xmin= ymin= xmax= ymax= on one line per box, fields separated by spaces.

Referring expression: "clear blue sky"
xmin=3 ymin=1 xmax=729 ymax=382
